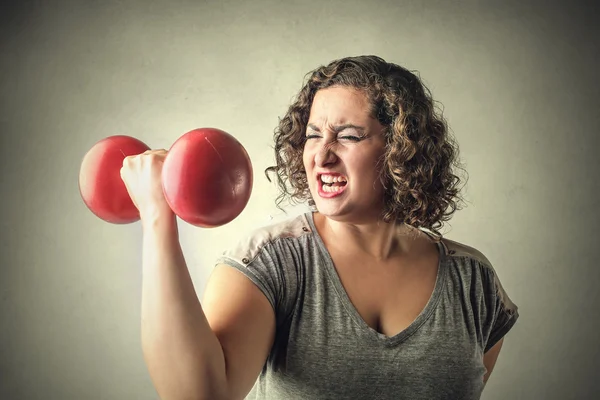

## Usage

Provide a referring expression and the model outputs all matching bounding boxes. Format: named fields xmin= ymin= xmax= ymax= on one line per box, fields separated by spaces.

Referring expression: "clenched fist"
xmin=120 ymin=149 xmax=174 ymax=221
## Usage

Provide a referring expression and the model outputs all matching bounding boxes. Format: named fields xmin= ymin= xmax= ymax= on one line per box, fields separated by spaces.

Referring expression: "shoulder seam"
xmin=244 ymin=233 xmax=311 ymax=265
xmin=446 ymin=253 xmax=493 ymax=269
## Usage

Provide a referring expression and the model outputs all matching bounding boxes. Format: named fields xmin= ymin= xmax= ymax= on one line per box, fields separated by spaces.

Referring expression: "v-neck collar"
xmin=305 ymin=211 xmax=448 ymax=346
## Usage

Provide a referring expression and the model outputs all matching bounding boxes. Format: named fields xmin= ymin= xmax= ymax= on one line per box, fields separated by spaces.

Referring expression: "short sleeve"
xmin=215 ymin=234 xmax=299 ymax=327
xmin=482 ymin=265 xmax=520 ymax=353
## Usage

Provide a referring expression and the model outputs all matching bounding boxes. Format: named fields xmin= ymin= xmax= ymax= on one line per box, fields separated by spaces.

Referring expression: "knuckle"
xmin=122 ymin=155 xmax=135 ymax=166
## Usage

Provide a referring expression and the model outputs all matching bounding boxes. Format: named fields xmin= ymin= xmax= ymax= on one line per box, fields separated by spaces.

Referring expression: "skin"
xmin=303 ymin=86 xmax=388 ymax=227
xmin=484 ymin=338 xmax=505 ymax=385
xmin=303 ymin=85 xmax=427 ymax=261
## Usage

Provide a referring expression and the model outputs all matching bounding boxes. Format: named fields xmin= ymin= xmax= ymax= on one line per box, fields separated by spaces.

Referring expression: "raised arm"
xmin=121 ymin=149 xmax=275 ymax=399
xmin=140 ymin=214 xmax=275 ymax=400
xmin=202 ymin=264 xmax=276 ymax=399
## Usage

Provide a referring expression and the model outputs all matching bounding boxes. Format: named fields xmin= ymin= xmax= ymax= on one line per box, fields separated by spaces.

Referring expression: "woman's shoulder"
xmin=439 ymin=235 xmax=518 ymax=313
xmin=223 ymin=212 xmax=313 ymax=262
xmin=437 ymin=235 xmax=501 ymax=288
xmin=248 ymin=212 xmax=312 ymax=244
xmin=440 ymin=236 xmax=493 ymax=268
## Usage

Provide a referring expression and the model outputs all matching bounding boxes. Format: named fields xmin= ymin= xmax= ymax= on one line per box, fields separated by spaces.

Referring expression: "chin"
xmin=312 ymin=199 xmax=385 ymax=223
xmin=312 ymin=202 xmax=355 ymax=221
xmin=312 ymin=202 xmax=342 ymax=216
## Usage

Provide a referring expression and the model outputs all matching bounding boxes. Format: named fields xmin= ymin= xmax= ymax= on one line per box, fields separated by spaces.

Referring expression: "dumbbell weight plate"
xmin=162 ymin=128 xmax=253 ymax=228
xmin=79 ymin=135 xmax=151 ymax=224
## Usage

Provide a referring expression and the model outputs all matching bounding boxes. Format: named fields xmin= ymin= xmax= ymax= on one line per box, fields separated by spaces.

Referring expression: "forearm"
xmin=140 ymin=213 xmax=228 ymax=400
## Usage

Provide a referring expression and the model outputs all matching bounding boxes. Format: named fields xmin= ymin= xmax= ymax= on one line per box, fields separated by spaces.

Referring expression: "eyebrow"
xmin=307 ymin=123 xmax=366 ymax=133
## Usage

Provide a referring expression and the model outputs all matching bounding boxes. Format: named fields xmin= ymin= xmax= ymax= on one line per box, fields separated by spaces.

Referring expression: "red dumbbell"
xmin=78 ymin=128 xmax=253 ymax=227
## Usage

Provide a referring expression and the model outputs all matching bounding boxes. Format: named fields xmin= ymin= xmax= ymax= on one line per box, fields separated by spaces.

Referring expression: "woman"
xmin=121 ymin=55 xmax=519 ymax=400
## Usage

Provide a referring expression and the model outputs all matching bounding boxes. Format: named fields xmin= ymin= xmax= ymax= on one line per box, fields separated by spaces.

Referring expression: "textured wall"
xmin=1 ymin=0 xmax=598 ymax=399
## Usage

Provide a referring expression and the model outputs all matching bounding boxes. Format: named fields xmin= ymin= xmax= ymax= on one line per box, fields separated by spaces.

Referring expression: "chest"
xmin=327 ymin=249 xmax=439 ymax=338
xmin=261 ymin=242 xmax=487 ymax=399
xmin=269 ymin=306 xmax=485 ymax=400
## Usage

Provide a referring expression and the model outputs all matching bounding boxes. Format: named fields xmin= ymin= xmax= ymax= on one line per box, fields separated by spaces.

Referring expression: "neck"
xmin=314 ymin=212 xmax=421 ymax=261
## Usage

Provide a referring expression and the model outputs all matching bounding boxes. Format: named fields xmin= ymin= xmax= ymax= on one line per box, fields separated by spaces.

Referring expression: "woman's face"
xmin=302 ymin=86 xmax=388 ymax=222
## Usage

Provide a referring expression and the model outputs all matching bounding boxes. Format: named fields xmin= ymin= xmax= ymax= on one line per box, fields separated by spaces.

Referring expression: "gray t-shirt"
xmin=216 ymin=212 xmax=519 ymax=399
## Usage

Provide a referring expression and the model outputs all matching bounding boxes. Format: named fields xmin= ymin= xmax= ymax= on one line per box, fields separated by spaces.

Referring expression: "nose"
xmin=314 ymin=142 xmax=338 ymax=167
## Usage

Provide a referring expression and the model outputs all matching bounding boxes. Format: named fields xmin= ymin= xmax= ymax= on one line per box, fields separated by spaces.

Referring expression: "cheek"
xmin=352 ymin=155 xmax=385 ymax=188
xmin=302 ymin=151 xmax=309 ymax=171
xmin=302 ymin=146 xmax=313 ymax=170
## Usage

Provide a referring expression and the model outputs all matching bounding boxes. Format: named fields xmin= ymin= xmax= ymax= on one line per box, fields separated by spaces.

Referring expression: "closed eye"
xmin=305 ymin=134 xmax=363 ymax=142
xmin=339 ymin=135 xmax=362 ymax=142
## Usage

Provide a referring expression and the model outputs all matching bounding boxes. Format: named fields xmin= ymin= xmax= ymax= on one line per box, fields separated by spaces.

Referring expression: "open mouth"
xmin=318 ymin=173 xmax=348 ymax=198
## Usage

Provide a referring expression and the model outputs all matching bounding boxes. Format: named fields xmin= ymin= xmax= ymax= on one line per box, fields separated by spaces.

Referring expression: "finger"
xmin=122 ymin=154 xmax=136 ymax=167
xmin=142 ymin=149 xmax=168 ymax=155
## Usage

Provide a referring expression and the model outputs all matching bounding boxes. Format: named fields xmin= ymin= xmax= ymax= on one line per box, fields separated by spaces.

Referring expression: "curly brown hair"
xmin=265 ymin=55 xmax=468 ymax=240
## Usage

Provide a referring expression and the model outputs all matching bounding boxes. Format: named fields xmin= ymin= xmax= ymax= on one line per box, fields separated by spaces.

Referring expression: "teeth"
xmin=320 ymin=174 xmax=347 ymax=183
xmin=323 ymin=184 xmax=344 ymax=192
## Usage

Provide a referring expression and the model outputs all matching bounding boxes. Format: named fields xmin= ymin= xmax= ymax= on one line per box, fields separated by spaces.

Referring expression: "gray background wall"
xmin=1 ymin=0 xmax=598 ymax=399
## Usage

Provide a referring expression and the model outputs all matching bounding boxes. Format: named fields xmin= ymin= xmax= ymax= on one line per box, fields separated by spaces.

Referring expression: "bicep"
xmin=202 ymin=264 xmax=276 ymax=400
xmin=483 ymin=337 xmax=504 ymax=385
